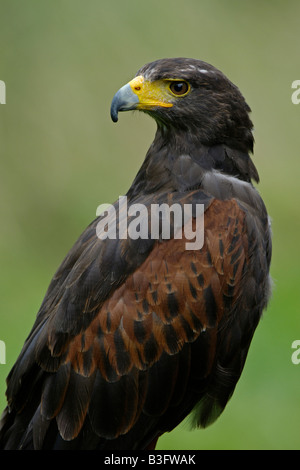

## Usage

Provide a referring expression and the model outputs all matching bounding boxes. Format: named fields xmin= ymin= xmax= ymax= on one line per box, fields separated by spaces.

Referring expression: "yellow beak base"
xmin=129 ymin=76 xmax=173 ymax=110
xmin=110 ymin=75 xmax=173 ymax=122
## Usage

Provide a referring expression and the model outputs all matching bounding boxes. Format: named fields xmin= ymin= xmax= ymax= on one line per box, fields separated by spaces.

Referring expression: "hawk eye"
xmin=169 ymin=81 xmax=189 ymax=96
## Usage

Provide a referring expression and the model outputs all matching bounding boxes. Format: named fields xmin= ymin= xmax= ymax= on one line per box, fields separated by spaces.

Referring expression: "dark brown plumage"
xmin=0 ymin=58 xmax=272 ymax=450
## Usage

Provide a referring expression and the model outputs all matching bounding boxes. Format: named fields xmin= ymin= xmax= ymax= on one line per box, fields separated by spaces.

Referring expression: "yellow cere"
xmin=129 ymin=75 xmax=174 ymax=110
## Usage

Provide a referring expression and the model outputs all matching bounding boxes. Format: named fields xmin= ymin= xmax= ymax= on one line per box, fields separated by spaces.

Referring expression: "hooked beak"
xmin=110 ymin=82 xmax=139 ymax=123
xmin=110 ymin=76 xmax=173 ymax=123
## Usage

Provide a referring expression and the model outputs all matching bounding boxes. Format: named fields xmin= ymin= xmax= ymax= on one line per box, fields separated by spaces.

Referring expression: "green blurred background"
xmin=0 ymin=0 xmax=299 ymax=450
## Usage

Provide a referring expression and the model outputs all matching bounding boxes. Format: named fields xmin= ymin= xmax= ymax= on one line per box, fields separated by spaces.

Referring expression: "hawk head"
xmin=111 ymin=57 xmax=253 ymax=153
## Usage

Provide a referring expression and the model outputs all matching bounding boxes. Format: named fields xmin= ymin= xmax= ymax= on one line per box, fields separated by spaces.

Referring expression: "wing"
xmin=0 ymin=191 xmax=271 ymax=450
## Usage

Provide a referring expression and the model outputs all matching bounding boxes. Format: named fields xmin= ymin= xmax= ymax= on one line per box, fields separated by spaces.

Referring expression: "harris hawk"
xmin=0 ymin=58 xmax=272 ymax=450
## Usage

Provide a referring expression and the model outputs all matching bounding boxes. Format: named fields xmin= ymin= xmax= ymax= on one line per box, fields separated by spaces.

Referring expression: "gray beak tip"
xmin=110 ymin=83 xmax=139 ymax=123
xmin=110 ymin=107 xmax=119 ymax=123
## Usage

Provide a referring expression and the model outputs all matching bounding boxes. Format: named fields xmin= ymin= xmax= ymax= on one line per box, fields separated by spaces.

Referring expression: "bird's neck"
xmin=127 ymin=125 xmax=258 ymax=200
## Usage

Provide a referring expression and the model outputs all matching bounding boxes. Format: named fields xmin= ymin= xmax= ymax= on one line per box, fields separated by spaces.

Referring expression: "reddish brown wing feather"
xmin=69 ymin=199 xmax=245 ymax=372
xmin=1 ymin=197 xmax=256 ymax=449
xmin=42 ymin=199 xmax=249 ymax=442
